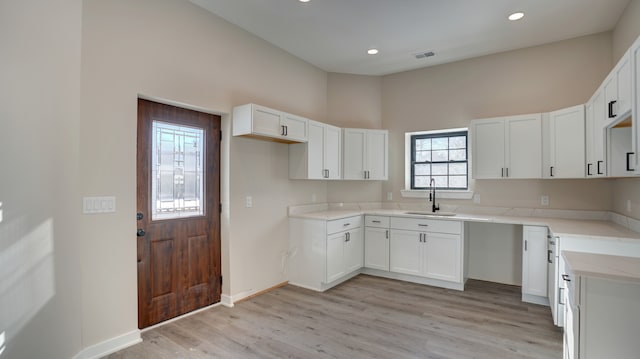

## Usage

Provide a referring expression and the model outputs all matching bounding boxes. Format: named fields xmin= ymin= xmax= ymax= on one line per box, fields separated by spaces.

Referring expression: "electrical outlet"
xmin=627 ymin=199 xmax=632 ymax=212
xmin=473 ymin=194 xmax=480 ymax=204
xmin=387 ymin=192 xmax=393 ymax=201
xmin=246 ymin=196 xmax=252 ymax=208
xmin=541 ymin=195 xmax=549 ymax=206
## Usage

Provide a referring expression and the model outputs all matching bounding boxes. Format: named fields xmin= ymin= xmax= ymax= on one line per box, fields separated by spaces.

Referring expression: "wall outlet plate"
xmin=246 ymin=196 xmax=253 ymax=208
xmin=541 ymin=195 xmax=549 ymax=206
xmin=473 ymin=194 xmax=481 ymax=204
xmin=387 ymin=192 xmax=393 ymax=201
xmin=83 ymin=196 xmax=116 ymax=214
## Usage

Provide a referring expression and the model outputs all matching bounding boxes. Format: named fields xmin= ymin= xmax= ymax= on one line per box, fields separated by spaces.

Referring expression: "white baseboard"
xmin=522 ymin=293 xmax=550 ymax=306
xmin=221 ymin=294 xmax=234 ymax=307
xmin=73 ymin=330 xmax=141 ymax=359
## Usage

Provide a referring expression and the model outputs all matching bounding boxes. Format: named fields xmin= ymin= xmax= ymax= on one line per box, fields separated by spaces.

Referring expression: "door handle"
xmin=136 ymin=212 xmax=143 ymax=220
xmin=137 ymin=228 xmax=146 ymax=237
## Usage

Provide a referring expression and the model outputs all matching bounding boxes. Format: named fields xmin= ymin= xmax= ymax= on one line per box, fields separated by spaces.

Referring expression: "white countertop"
xmin=563 ymin=250 xmax=640 ymax=284
xmin=289 ymin=208 xmax=640 ymax=242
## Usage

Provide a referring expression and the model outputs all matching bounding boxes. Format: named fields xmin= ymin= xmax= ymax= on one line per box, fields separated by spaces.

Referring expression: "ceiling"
xmin=190 ymin=0 xmax=631 ymax=76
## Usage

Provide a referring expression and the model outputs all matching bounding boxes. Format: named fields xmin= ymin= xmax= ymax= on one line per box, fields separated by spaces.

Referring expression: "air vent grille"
xmin=414 ymin=51 xmax=435 ymax=59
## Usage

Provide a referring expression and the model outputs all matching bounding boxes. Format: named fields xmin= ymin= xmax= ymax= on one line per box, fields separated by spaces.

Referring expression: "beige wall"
xmin=80 ymin=0 xmax=328 ymax=348
xmin=381 ymin=33 xmax=615 ymax=211
xmin=0 ymin=0 xmax=83 ymax=358
xmin=612 ymin=0 xmax=640 ymax=220
xmin=326 ymin=73 xmax=385 ymax=203
xmin=613 ymin=0 xmax=640 ymax=63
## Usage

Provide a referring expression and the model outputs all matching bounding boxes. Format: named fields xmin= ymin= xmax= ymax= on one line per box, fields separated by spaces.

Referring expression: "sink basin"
xmin=404 ymin=211 xmax=457 ymax=217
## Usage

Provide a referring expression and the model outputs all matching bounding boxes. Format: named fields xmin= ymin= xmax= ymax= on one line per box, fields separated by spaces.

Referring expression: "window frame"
xmin=409 ymin=129 xmax=469 ymax=191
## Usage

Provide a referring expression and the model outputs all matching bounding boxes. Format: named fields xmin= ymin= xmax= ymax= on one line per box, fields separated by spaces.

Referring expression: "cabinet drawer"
xmin=390 ymin=217 xmax=461 ymax=234
xmin=327 ymin=215 xmax=362 ymax=235
xmin=365 ymin=215 xmax=389 ymax=228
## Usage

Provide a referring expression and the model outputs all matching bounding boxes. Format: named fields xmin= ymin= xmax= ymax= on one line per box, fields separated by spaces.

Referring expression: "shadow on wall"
xmin=0 ymin=214 xmax=55 ymax=357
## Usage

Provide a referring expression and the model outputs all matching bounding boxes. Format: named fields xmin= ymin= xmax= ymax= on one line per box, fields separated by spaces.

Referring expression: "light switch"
xmin=83 ymin=196 xmax=116 ymax=214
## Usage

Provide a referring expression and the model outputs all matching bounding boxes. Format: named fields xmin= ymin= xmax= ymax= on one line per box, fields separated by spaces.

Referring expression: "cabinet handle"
xmin=550 ymin=166 xmax=554 ymax=177
xmin=343 ymin=223 xmax=350 ymax=227
xmin=587 ymin=163 xmax=592 ymax=176
xmin=501 ymin=168 xmax=504 ymax=178
xmin=562 ymin=274 xmax=571 ymax=282
xmin=345 ymin=232 xmax=350 ymax=242
xmin=626 ymin=152 xmax=635 ymax=171
xmin=418 ymin=224 xmax=429 ymax=227
xmin=419 ymin=233 xmax=423 ymax=242
xmin=524 ymin=240 xmax=527 ymax=251
xmin=547 ymin=249 xmax=552 ymax=264
xmin=608 ymin=100 xmax=617 ymax=118
xmin=285 ymin=125 xmax=288 ymax=136
xmin=506 ymin=168 xmax=509 ymax=178
xmin=281 ymin=125 xmax=286 ymax=136
xmin=372 ymin=220 xmax=381 ymax=223
xmin=385 ymin=230 xmax=389 ymax=239
xmin=597 ymin=161 xmax=603 ymax=175
xmin=559 ymin=287 xmax=565 ymax=305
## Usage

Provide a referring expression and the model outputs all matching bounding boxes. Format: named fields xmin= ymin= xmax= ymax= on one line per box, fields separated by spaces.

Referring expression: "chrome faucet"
xmin=429 ymin=178 xmax=440 ymax=213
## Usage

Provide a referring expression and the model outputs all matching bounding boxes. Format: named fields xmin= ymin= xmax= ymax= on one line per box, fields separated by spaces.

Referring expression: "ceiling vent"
xmin=414 ymin=51 xmax=435 ymax=59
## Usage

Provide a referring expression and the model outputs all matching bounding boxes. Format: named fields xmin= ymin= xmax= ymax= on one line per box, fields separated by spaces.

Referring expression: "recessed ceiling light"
xmin=299 ymin=0 xmax=310 ymax=2
xmin=367 ymin=48 xmax=379 ymax=55
xmin=508 ymin=12 xmax=525 ymax=21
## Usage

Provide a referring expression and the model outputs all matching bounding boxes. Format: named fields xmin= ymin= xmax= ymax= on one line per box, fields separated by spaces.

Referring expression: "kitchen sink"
xmin=404 ymin=211 xmax=457 ymax=217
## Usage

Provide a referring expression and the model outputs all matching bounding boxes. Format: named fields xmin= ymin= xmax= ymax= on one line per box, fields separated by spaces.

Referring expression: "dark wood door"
xmin=136 ymin=98 xmax=221 ymax=328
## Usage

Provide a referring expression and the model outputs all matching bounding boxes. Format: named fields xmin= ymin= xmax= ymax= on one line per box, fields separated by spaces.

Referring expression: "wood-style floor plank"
xmin=107 ymin=275 xmax=562 ymax=359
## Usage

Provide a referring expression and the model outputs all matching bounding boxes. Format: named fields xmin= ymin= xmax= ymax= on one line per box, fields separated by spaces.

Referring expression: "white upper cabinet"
xmin=585 ymin=89 xmax=607 ymax=177
xmin=343 ymin=129 xmax=388 ymax=180
xmin=603 ymin=51 xmax=632 ymax=125
xmin=233 ymin=103 xmax=308 ymax=143
xmin=544 ymin=105 xmax=585 ymax=179
xmin=632 ymin=36 xmax=640 ymax=174
xmin=471 ymin=114 xmax=542 ymax=179
xmin=289 ymin=120 xmax=342 ymax=180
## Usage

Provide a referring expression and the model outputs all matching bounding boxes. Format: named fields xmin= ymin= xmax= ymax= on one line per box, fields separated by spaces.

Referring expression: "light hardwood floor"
xmin=107 ymin=275 xmax=562 ymax=359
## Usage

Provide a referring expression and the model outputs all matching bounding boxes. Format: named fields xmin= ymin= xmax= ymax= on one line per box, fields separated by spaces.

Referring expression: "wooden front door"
xmin=136 ymin=98 xmax=221 ymax=329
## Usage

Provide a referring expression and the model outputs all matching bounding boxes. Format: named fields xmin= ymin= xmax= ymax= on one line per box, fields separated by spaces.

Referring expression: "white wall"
xmin=80 ymin=0 xmax=328 ymax=349
xmin=0 ymin=0 xmax=83 ymax=358
xmin=381 ymin=33 xmax=615 ymax=211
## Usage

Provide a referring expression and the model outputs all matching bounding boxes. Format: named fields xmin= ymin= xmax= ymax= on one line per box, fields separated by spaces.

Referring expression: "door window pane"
xmin=151 ymin=121 xmax=205 ymax=220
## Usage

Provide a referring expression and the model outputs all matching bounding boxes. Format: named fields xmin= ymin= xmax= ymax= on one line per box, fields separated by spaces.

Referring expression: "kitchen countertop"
xmin=562 ymin=250 xmax=640 ymax=283
xmin=289 ymin=208 xmax=640 ymax=242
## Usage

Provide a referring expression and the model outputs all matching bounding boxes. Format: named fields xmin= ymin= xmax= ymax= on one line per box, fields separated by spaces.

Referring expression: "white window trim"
xmin=403 ymin=128 xmax=474 ymax=200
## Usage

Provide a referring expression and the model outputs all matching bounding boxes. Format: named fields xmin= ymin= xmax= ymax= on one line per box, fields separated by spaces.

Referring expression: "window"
xmin=410 ymin=130 xmax=468 ymax=190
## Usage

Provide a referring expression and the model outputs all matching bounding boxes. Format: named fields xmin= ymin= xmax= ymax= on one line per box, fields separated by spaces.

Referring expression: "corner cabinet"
xmin=232 ymin=103 xmax=308 ymax=143
xmin=289 ymin=120 xmax=342 ymax=180
xmin=471 ymin=114 xmax=542 ymax=179
xmin=289 ymin=215 xmax=363 ymax=291
xmin=522 ymin=225 xmax=548 ymax=305
xmin=343 ymin=129 xmax=389 ymax=180
xmin=544 ymin=105 xmax=586 ymax=178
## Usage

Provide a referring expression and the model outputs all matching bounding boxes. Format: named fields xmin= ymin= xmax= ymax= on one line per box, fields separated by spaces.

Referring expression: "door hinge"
xmin=220 ymin=203 xmax=222 ymax=213
xmin=220 ymin=130 xmax=222 ymax=141
xmin=220 ymin=276 xmax=223 ymax=285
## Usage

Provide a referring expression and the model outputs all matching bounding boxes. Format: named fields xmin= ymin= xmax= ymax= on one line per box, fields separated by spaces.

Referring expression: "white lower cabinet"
xmin=522 ymin=225 xmax=548 ymax=304
xmin=389 ymin=218 xmax=463 ymax=284
xmin=562 ymin=258 xmax=640 ymax=359
xmin=364 ymin=226 xmax=390 ymax=271
xmin=289 ymin=215 xmax=363 ymax=291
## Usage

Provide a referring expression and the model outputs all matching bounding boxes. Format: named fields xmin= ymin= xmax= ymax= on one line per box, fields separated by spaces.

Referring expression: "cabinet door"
xmin=547 ymin=105 xmax=585 ymax=178
xmin=366 ymin=130 xmax=388 ymax=180
xmin=471 ymin=119 xmax=505 ymax=179
xmin=632 ymin=38 xmax=640 ymax=174
xmin=522 ymin=226 xmax=548 ymax=297
xmin=591 ymin=89 xmax=607 ymax=176
xmin=344 ymin=227 xmax=364 ymax=273
xmin=364 ymin=227 xmax=389 ymax=271
xmin=324 ymin=124 xmax=342 ymax=179
xmin=604 ymin=74 xmax=618 ymax=125
xmin=389 ymin=229 xmax=422 ymax=276
xmin=343 ymin=129 xmax=366 ymax=179
xmin=282 ymin=113 xmax=308 ymax=142
xmin=423 ymin=232 xmax=461 ymax=282
xmin=305 ymin=121 xmax=325 ymax=179
xmin=252 ymin=105 xmax=283 ymax=137
xmin=616 ymin=52 xmax=632 ymax=118
xmin=326 ymin=232 xmax=346 ymax=283
xmin=505 ymin=115 xmax=542 ymax=178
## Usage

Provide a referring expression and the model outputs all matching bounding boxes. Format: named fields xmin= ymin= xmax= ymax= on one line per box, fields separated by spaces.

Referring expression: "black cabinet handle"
xmin=608 ymin=100 xmax=617 ymax=118
xmin=547 ymin=250 xmax=552 ymax=264
xmin=281 ymin=125 xmax=286 ymax=136
xmin=627 ymin=152 xmax=635 ymax=171
xmin=562 ymin=274 xmax=571 ymax=282
xmin=587 ymin=163 xmax=592 ymax=176
xmin=501 ymin=168 xmax=504 ymax=178
xmin=550 ymin=166 xmax=554 ymax=177
xmin=506 ymin=168 xmax=509 ymax=178
xmin=385 ymin=230 xmax=389 ymax=239
xmin=597 ymin=161 xmax=604 ymax=175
